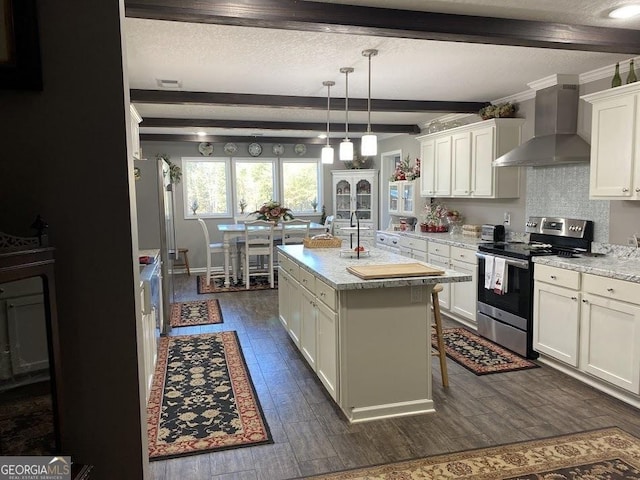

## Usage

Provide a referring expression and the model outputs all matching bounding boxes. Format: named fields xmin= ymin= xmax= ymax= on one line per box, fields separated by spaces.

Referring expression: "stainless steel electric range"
xmin=476 ymin=216 xmax=594 ymax=358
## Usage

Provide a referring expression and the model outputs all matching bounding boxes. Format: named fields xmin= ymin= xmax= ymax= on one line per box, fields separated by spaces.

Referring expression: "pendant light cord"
xmin=367 ymin=55 xmax=371 ymax=133
xmin=326 ymin=83 xmax=331 ymax=146
xmin=345 ymin=70 xmax=349 ymax=139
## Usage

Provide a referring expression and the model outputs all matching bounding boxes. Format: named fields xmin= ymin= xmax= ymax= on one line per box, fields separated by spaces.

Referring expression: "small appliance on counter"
xmin=481 ymin=224 xmax=506 ymax=242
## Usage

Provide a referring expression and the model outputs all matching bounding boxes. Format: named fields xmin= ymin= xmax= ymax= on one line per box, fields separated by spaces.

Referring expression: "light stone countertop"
xmin=533 ymin=255 xmax=640 ymax=284
xmin=278 ymin=245 xmax=471 ymax=291
xmin=376 ymin=230 xmax=488 ymax=249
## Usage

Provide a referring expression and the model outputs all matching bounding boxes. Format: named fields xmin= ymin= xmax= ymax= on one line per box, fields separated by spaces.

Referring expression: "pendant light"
xmin=361 ymin=49 xmax=378 ymax=156
xmin=321 ymin=80 xmax=335 ymax=164
xmin=339 ymin=67 xmax=354 ymax=161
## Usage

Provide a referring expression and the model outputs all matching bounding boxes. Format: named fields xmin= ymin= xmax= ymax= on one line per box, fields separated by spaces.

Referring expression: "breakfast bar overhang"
xmin=277 ymin=245 xmax=471 ymax=423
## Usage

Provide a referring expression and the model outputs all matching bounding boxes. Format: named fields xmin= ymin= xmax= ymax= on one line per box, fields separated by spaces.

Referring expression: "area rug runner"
xmin=197 ymin=274 xmax=278 ymax=294
xmin=432 ymin=327 xmax=538 ymax=375
xmin=169 ymin=299 xmax=223 ymax=327
xmin=303 ymin=427 xmax=640 ymax=480
xmin=147 ymin=332 xmax=272 ymax=460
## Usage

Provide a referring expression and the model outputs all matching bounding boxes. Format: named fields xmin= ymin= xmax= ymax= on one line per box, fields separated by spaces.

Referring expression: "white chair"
xmin=324 ymin=215 xmax=335 ymax=235
xmin=281 ymin=218 xmax=310 ymax=245
xmin=198 ymin=218 xmax=236 ymax=286
xmin=243 ymin=220 xmax=275 ymax=289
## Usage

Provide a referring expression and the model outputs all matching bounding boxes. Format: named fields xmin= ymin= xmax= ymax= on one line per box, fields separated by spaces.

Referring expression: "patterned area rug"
xmin=303 ymin=428 xmax=640 ymax=480
xmin=197 ymin=274 xmax=277 ymax=294
xmin=147 ymin=332 xmax=272 ymax=460
xmin=170 ymin=299 xmax=223 ymax=327
xmin=432 ymin=327 xmax=538 ymax=375
xmin=0 ymin=393 xmax=55 ymax=455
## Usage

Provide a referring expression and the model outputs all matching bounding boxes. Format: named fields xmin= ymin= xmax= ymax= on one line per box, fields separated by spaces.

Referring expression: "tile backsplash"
xmin=526 ymin=163 xmax=609 ymax=243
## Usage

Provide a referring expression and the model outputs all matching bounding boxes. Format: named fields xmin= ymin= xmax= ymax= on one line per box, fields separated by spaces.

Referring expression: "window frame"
xmin=279 ymin=157 xmax=323 ymax=215
xmin=232 ymin=157 xmax=278 ymax=217
xmin=182 ymin=156 xmax=232 ymax=219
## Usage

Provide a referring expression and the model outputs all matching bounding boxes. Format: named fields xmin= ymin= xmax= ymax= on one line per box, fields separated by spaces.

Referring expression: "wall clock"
xmin=248 ymin=142 xmax=263 ymax=157
xmin=198 ymin=142 xmax=214 ymax=156
xmin=272 ymin=144 xmax=285 ymax=156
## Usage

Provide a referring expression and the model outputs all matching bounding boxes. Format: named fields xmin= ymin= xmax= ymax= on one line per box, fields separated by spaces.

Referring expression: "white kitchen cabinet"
xmin=417 ymin=118 xmax=524 ymax=199
xmin=399 ymin=235 xmax=428 ymax=262
xmin=130 ymin=104 xmax=143 ymax=160
xmin=300 ymin=286 xmax=318 ymax=371
xmin=449 ymin=246 xmax=478 ymax=324
xmin=388 ymin=180 xmax=420 ymax=217
xmin=316 ymin=294 xmax=338 ymax=400
xmin=580 ymin=274 xmax=640 ymax=394
xmin=420 ymin=139 xmax=436 ymax=196
xmin=582 ymin=83 xmax=640 ymax=200
xmin=332 ymin=169 xmax=378 ymax=243
xmin=375 ymin=231 xmax=400 ymax=253
xmin=139 ymin=286 xmax=157 ymax=402
xmin=277 ymin=265 xmax=301 ymax=347
xmin=427 ymin=243 xmax=451 ymax=311
xmin=533 ymin=265 xmax=581 ymax=367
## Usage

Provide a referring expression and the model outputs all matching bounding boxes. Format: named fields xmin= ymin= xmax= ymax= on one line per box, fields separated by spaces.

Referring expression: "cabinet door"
xmin=401 ymin=181 xmax=415 ymax=215
xmin=334 ymin=177 xmax=352 ymax=220
xmin=450 ymin=258 xmax=478 ymax=324
xmin=316 ymin=301 xmax=338 ymax=400
xmin=471 ymin=126 xmax=496 ymax=197
xmin=580 ymin=293 xmax=640 ymax=393
xmin=589 ymin=94 xmax=636 ymax=198
xmin=300 ymin=287 xmax=317 ymax=371
xmin=278 ymin=268 xmax=290 ymax=330
xmin=434 ymin=136 xmax=452 ymax=196
xmin=354 ymin=176 xmax=374 ymax=220
xmin=427 ymin=254 xmax=450 ymax=310
xmin=420 ymin=139 xmax=435 ymax=196
xmin=388 ymin=182 xmax=399 ymax=214
xmin=451 ymin=131 xmax=472 ymax=196
xmin=7 ymin=294 xmax=49 ymax=375
xmin=533 ymin=282 xmax=580 ymax=366
xmin=289 ymin=275 xmax=302 ymax=347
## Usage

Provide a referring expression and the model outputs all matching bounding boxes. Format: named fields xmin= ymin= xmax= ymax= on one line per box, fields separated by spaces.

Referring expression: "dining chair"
xmin=281 ymin=218 xmax=310 ymax=245
xmin=243 ymin=220 xmax=275 ymax=289
xmin=198 ymin=218 xmax=236 ymax=286
xmin=324 ymin=215 xmax=335 ymax=235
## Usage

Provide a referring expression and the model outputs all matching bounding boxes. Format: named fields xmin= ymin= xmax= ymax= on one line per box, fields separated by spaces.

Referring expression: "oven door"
xmin=476 ymin=252 xmax=531 ymax=321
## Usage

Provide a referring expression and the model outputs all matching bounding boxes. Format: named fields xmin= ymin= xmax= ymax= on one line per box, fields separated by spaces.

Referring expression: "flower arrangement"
xmin=421 ymin=201 xmax=449 ymax=232
xmin=252 ymin=200 xmax=294 ymax=223
xmin=390 ymin=154 xmax=421 ymax=181
xmin=478 ymin=102 xmax=518 ymax=120
xmin=156 ymin=153 xmax=182 ymax=183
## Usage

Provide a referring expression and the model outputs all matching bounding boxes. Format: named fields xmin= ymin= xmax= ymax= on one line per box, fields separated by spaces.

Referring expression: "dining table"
xmin=217 ymin=221 xmax=327 ymax=287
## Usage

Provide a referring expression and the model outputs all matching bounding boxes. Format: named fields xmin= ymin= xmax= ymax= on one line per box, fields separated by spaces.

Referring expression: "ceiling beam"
xmin=124 ymin=0 xmax=640 ymax=54
xmin=140 ymin=133 xmax=331 ymax=145
xmin=130 ymin=90 xmax=488 ymax=113
xmin=141 ymin=117 xmax=421 ymax=134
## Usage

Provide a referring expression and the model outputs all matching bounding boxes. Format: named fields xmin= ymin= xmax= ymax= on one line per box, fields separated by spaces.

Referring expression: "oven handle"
xmin=475 ymin=252 xmax=529 ymax=270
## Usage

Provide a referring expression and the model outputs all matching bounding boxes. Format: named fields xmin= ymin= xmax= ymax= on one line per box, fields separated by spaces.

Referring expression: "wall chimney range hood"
xmin=493 ymin=83 xmax=591 ymax=167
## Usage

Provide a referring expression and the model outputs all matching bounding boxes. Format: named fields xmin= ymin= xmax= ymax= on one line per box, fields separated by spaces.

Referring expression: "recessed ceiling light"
xmin=196 ymin=131 xmax=207 ymax=137
xmin=609 ymin=4 xmax=640 ymax=18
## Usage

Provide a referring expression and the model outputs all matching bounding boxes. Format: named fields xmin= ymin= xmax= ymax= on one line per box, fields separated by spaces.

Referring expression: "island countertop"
xmin=278 ymin=245 xmax=471 ymax=291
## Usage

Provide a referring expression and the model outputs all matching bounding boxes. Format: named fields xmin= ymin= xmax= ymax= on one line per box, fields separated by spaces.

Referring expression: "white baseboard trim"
xmin=345 ymin=398 xmax=435 ymax=423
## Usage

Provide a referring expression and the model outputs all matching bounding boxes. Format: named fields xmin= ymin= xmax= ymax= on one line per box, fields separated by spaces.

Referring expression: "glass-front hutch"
xmin=331 ymin=170 xmax=378 ymax=243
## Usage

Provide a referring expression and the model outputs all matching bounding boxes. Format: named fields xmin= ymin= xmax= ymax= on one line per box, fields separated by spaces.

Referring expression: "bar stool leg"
xmin=183 ymin=249 xmax=190 ymax=276
xmin=431 ymin=289 xmax=449 ymax=388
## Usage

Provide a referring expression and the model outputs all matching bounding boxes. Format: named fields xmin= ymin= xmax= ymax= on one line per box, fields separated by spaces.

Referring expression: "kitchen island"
xmin=277 ymin=245 xmax=471 ymax=423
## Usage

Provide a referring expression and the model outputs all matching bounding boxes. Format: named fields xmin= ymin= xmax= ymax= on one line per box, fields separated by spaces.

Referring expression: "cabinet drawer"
xmin=534 ymin=264 xmax=580 ymax=290
xmin=316 ymin=278 xmax=336 ymax=310
xmin=278 ymin=254 xmax=299 ymax=281
xmin=450 ymin=246 xmax=476 ymax=264
xmin=582 ymin=273 xmax=640 ymax=305
xmin=0 ymin=278 xmax=43 ymax=298
xmin=428 ymin=242 xmax=450 ymax=257
xmin=299 ymin=267 xmax=316 ymax=292
xmin=398 ymin=236 xmax=428 ymax=252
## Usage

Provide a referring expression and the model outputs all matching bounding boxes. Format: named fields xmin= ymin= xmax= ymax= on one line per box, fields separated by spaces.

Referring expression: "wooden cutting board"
xmin=346 ymin=263 xmax=445 ymax=280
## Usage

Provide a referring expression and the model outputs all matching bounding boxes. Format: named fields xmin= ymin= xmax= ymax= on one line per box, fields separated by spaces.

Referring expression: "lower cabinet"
xmin=534 ymin=265 xmax=640 ymax=396
xmin=426 ymin=252 xmax=450 ymax=310
xmin=399 ymin=235 xmax=428 ymax=261
xmin=279 ymin=253 xmax=338 ymax=401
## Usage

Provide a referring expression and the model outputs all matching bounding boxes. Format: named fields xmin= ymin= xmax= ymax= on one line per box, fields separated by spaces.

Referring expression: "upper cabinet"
xmin=388 ymin=179 xmax=421 ymax=217
xmin=332 ymin=170 xmax=378 ymax=238
xmin=130 ymin=104 xmax=143 ymax=160
xmin=582 ymin=83 xmax=640 ymax=200
xmin=417 ymin=118 xmax=524 ymax=199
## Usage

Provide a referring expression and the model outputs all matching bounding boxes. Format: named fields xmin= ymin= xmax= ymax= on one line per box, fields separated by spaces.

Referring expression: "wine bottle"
xmin=612 ymin=62 xmax=622 ymax=88
xmin=627 ymin=59 xmax=638 ymax=84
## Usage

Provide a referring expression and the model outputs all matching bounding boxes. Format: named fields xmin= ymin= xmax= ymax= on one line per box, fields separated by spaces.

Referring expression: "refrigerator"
xmin=134 ymin=158 xmax=176 ymax=335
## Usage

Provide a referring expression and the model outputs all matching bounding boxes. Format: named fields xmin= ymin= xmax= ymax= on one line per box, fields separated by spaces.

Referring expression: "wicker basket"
xmin=303 ymin=237 xmax=343 ymax=249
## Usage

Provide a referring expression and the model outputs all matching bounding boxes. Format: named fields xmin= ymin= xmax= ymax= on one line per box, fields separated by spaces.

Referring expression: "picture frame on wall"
xmin=0 ymin=0 xmax=42 ymax=90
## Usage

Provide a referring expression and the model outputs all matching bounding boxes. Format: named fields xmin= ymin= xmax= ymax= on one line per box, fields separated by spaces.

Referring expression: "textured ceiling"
xmin=124 ymin=0 xmax=640 ymax=140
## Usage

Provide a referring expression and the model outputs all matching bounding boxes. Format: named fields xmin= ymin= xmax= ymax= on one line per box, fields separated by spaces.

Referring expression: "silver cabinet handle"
xmin=623 ymin=187 xmax=629 ymax=192
xmin=550 ymin=275 xmax=557 ymax=279
xmin=636 ymin=187 xmax=640 ymax=192
xmin=320 ymin=292 xmax=326 ymax=297
xmin=571 ymin=296 xmax=577 ymax=300
xmin=582 ymin=299 xmax=588 ymax=303
xmin=607 ymin=288 xmax=614 ymax=292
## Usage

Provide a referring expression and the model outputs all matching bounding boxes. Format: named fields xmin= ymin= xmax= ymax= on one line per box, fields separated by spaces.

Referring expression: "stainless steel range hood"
xmin=493 ymin=84 xmax=591 ymax=167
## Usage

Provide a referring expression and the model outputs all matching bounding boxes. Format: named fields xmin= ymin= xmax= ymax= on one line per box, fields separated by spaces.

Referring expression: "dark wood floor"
xmin=149 ymin=274 xmax=640 ymax=480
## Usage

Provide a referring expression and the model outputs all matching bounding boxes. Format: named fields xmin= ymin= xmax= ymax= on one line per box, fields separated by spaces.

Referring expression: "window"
xmin=183 ymin=157 xmax=231 ymax=218
xmin=234 ymin=159 xmax=276 ymax=215
xmin=281 ymin=159 xmax=320 ymax=213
